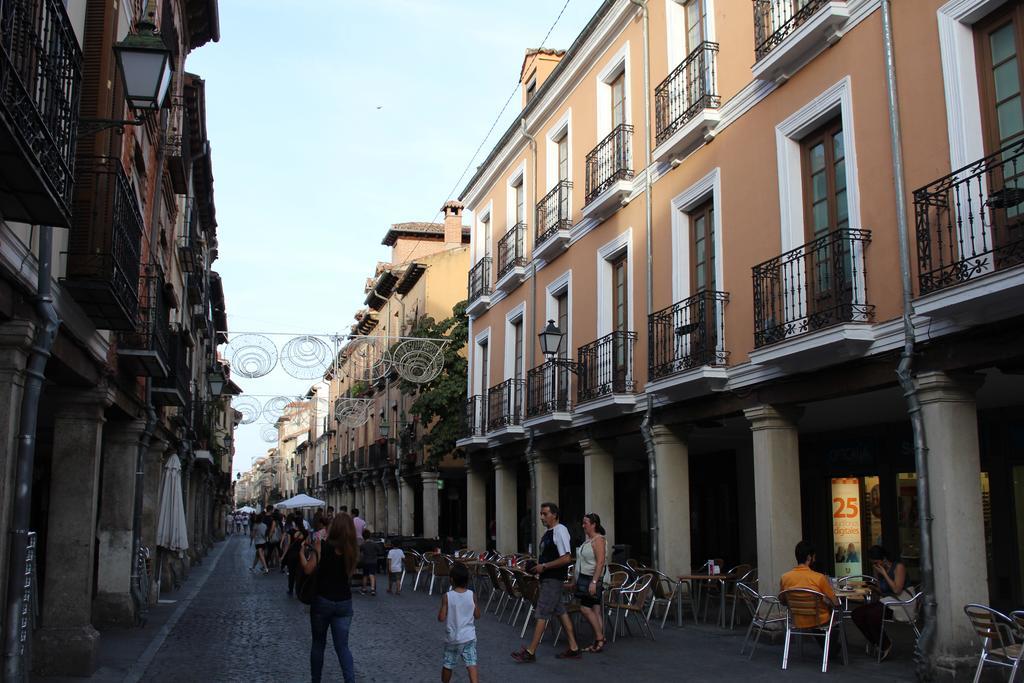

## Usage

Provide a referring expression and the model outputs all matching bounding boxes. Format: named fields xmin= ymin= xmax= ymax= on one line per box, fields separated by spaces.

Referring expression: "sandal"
xmin=583 ymin=639 xmax=606 ymax=654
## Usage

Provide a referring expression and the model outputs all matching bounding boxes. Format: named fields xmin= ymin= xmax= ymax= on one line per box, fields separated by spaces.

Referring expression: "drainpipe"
xmin=879 ymin=2 xmax=934 ymax=679
xmin=3 ymin=225 xmax=61 ymax=682
xmin=629 ymin=0 xmax=659 ymax=570
xmin=521 ymin=117 xmax=541 ymax=553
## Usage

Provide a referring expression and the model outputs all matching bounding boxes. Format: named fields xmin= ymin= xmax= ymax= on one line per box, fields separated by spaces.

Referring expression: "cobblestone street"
xmin=37 ymin=536 xmax=926 ymax=682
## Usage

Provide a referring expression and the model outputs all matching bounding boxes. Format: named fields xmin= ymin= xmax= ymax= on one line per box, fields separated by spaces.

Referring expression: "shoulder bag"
xmin=298 ymin=547 xmax=320 ymax=605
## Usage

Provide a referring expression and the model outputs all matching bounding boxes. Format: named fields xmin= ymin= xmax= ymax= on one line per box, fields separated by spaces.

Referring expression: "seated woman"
xmin=850 ymin=545 xmax=908 ymax=661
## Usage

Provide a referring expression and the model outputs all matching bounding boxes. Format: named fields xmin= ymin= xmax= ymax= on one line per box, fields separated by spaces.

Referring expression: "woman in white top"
xmin=575 ymin=512 xmax=608 ymax=653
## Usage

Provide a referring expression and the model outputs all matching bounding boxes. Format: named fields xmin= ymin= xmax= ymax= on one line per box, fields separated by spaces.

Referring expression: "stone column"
xmin=744 ymin=404 xmax=802 ymax=593
xmin=421 ymin=470 xmax=439 ymax=540
xmin=580 ymin=436 xmax=615 ymax=550
xmin=917 ymin=371 xmax=988 ymax=657
xmin=0 ymin=321 xmax=33 ymax=598
xmin=93 ymin=418 xmax=147 ymax=626
xmin=374 ymin=475 xmax=387 ymax=535
xmin=492 ymin=456 xmax=518 ymax=553
xmin=400 ymin=476 xmax=416 ymax=536
xmin=36 ymin=387 xmax=110 ymax=677
xmin=529 ymin=450 xmax=559 ymax=554
xmin=363 ymin=476 xmax=376 ymax=532
xmin=466 ymin=461 xmax=488 ymax=551
xmin=386 ymin=475 xmax=400 ymax=535
xmin=651 ymin=424 xmax=691 ymax=578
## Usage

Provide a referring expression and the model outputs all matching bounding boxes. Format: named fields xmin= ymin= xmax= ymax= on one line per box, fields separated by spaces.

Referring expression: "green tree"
xmin=399 ymin=300 xmax=468 ymax=468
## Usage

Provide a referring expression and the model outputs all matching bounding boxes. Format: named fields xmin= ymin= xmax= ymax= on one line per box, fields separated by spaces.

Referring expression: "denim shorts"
xmin=442 ymin=639 xmax=477 ymax=669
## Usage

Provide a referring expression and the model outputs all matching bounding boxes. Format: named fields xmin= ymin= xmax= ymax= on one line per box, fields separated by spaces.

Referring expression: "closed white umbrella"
xmin=156 ymin=453 xmax=189 ymax=552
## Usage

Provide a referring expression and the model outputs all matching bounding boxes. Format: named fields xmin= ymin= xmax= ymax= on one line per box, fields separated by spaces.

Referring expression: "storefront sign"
xmin=831 ymin=477 xmax=862 ymax=577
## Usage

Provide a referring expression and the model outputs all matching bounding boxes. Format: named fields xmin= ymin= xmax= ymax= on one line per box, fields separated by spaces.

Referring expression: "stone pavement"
xmin=38 ymin=535 xmax=931 ymax=682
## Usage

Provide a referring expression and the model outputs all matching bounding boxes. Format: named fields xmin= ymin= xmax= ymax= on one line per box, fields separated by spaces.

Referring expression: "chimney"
xmin=442 ymin=200 xmax=464 ymax=247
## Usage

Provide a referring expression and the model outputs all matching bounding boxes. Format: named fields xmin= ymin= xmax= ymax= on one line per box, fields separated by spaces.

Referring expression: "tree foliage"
xmin=399 ymin=300 xmax=468 ymax=468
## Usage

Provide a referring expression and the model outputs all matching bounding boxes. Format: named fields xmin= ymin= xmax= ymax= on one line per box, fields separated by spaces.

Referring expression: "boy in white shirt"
xmin=437 ymin=562 xmax=479 ymax=683
xmin=386 ymin=543 xmax=406 ymax=595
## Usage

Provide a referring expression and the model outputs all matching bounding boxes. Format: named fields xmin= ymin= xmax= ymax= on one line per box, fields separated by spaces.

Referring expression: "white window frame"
xmin=670 ymin=167 xmax=724 ymax=303
xmin=545 ymin=108 xmax=573 ymax=192
xmin=544 ymin=269 xmax=573 ymax=355
xmin=596 ymin=227 xmax=634 ymax=338
xmin=503 ymin=302 xmax=527 ymax=381
xmin=473 ymin=326 xmax=491 ymax=395
xmin=665 ymin=0 xmax=718 ymax=69
xmin=475 ymin=201 xmax=493 ymax=262
xmin=596 ymin=41 xmax=632 ymax=139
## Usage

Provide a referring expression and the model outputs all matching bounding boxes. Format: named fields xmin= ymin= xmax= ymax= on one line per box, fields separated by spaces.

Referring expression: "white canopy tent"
xmin=234 ymin=505 xmax=256 ymax=513
xmin=274 ymin=493 xmax=325 ymax=509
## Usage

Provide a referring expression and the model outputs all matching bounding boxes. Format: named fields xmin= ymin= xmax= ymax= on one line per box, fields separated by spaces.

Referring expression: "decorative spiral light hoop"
xmin=392 ymin=339 xmax=445 ymax=383
xmin=348 ymin=337 xmax=390 ymax=382
xmin=225 ymin=334 xmax=278 ymax=378
xmin=232 ymin=396 xmax=261 ymax=425
xmin=280 ymin=335 xmax=333 ymax=380
xmin=260 ymin=424 xmax=278 ymax=442
xmin=334 ymin=397 xmax=372 ymax=428
xmin=261 ymin=395 xmax=292 ymax=423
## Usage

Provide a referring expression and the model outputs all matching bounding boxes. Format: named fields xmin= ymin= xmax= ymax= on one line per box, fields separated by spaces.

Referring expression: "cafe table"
xmin=675 ymin=573 xmax=733 ymax=628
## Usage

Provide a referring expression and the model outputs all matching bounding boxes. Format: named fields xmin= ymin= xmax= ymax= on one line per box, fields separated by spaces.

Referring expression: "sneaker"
xmin=880 ymin=642 xmax=893 ymax=662
xmin=262 ymin=568 xmax=269 ymax=575
xmin=511 ymin=647 xmax=536 ymax=663
xmin=248 ymin=567 xmax=255 ymax=573
xmin=555 ymin=647 xmax=582 ymax=660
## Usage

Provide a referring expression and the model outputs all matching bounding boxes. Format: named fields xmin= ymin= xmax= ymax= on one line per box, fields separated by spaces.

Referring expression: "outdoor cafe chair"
xmin=778 ymin=588 xmax=849 ymax=672
xmin=639 ymin=568 xmax=678 ymax=629
xmin=836 ymin=574 xmax=879 ymax=589
xmin=1011 ymin=611 xmax=1024 ymax=681
xmin=607 ymin=572 xmax=656 ymax=642
xmin=726 ymin=567 xmax=757 ymax=629
xmin=498 ymin=567 xmax=522 ymax=622
xmin=481 ymin=562 xmax=503 ymax=614
xmin=736 ymin=582 xmax=786 ymax=660
xmin=702 ymin=563 xmax=752 ymax=626
xmin=507 ymin=569 xmax=531 ymax=628
xmin=516 ymin=573 xmax=542 ymax=639
xmin=406 ymin=550 xmax=428 ymax=592
xmin=878 ymin=590 xmax=923 ymax=663
xmin=428 ymin=554 xmax=452 ymax=596
xmin=964 ymin=603 xmax=1022 ymax=683
xmin=486 ymin=563 xmax=512 ymax=616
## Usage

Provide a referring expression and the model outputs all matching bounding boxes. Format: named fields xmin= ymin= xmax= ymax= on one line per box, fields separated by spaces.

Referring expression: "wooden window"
xmin=611 ymin=253 xmax=628 ymax=333
xmin=690 ymin=199 xmax=715 ymax=293
xmin=976 ymin=4 xmax=1024 ymax=153
xmin=514 ymin=179 xmax=524 ymax=225
xmin=482 ymin=215 xmax=492 ymax=258
xmin=611 ymin=72 xmax=626 ymax=129
xmin=555 ymin=292 xmax=569 ymax=358
xmin=512 ymin=319 xmax=524 ymax=381
xmin=685 ymin=0 xmax=706 ymax=53
xmin=526 ymin=76 xmax=537 ymax=104
xmin=479 ymin=340 xmax=489 ymax=394
xmin=557 ymin=134 xmax=569 ymax=182
xmin=801 ymin=118 xmax=848 ymax=241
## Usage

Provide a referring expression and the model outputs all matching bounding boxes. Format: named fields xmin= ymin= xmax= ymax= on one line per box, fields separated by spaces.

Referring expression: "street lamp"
xmin=207 ymin=368 xmax=226 ymax=397
xmin=379 ymin=419 xmax=390 ymax=439
xmin=538 ymin=320 xmax=581 ymax=373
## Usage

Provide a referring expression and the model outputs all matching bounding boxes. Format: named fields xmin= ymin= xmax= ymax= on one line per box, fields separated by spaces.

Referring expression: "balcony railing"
xmin=117 ymin=268 xmax=171 ymax=377
xmin=535 ymin=180 xmax=572 ymax=248
xmin=153 ymin=332 xmax=192 ymax=408
xmin=487 ymin=378 xmax=524 ymax=431
xmin=0 ymin=0 xmax=81 ymax=227
xmin=752 ymin=228 xmax=872 ymax=348
xmin=585 ymin=123 xmax=633 ymax=205
xmin=914 ymin=139 xmax=1024 ymax=295
xmin=753 ymin=0 xmax=831 ymax=61
xmin=496 ymin=223 xmax=526 ymax=279
xmin=329 ymin=460 xmax=340 ymax=479
xmin=655 ymin=42 xmax=720 ymax=146
xmin=577 ymin=331 xmax=637 ymax=403
xmin=65 ymin=156 xmax=144 ymax=330
xmin=178 ymin=198 xmax=199 ymax=273
xmin=526 ymin=360 xmax=572 ymax=417
xmin=467 ymin=257 xmax=492 ymax=304
xmin=463 ymin=395 xmax=487 ymax=437
xmin=648 ymin=290 xmax=728 ymax=380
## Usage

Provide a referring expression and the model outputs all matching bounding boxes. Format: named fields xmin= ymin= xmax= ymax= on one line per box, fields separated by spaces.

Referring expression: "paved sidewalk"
xmin=38 ymin=536 xmax=927 ymax=681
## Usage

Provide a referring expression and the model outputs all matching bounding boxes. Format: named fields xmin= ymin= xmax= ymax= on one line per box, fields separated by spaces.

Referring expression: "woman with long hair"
xmin=576 ymin=512 xmax=608 ymax=653
xmin=300 ymin=512 xmax=358 ymax=683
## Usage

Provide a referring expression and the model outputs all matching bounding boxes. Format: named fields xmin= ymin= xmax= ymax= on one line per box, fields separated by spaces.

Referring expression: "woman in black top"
xmin=299 ymin=512 xmax=358 ymax=683
xmin=851 ymin=545 xmax=908 ymax=661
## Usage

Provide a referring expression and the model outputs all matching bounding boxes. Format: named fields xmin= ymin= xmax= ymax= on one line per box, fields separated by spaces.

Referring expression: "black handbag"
xmin=298 ymin=548 xmax=319 ymax=605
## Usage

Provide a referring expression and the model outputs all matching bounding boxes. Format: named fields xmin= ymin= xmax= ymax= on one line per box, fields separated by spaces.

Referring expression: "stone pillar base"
xmin=92 ymin=590 xmax=136 ymax=627
xmin=34 ymin=625 xmax=100 ymax=676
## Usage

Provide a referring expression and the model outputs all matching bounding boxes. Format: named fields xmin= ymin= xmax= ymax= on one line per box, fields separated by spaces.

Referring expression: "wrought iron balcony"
xmin=462 ymin=395 xmax=487 ymax=437
xmin=585 ymin=123 xmax=633 ymax=205
xmin=487 ymin=378 xmax=524 ymax=431
xmin=64 ymin=156 xmax=144 ymax=331
xmin=526 ymin=360 xmax=572 ymax=418
xmin=298 ymin=480 xmax=306 ymax=494
xmin=753 ymin=0 xmax=831 ymax=61
xmin=164 ymin=94 xmax=191 ymax=194
xmin=655 ymin=42 xmax=720 ymax=147
xmin=535 ymin=180 xmax=573 ymax=249
xmin=117 ymin=268 xmax=172 ymax=378
xmin=329 ymin=459 xmax=340 ymax=480
xmin=467 ymin=257 xmax=492 ymax=307
xmin=577 ymin=331 xmax=637 ymax=403
xmin=752 ymin=228 xmax=872 ymax=348
xmin=321 ymin=464 xmax=328 ymax=483
xmin=177 ymin=198 xmax=199 ymax=273
xmin=153 ymin=331 xmax=192 ymax=408
xmin=496 ymin=223 xmax=527 ymax=281
xmin=649 ymin=290 xmax=729 ymax=380
xmin=0 ymin=0 xmax=81 ymax=227
xmin=914 ymin=139 xmax=1024 ymax=295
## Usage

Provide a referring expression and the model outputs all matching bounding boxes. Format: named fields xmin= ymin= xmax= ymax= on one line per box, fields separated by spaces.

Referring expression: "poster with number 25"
xmin=831 ymin=478 xmax=862 ymax=577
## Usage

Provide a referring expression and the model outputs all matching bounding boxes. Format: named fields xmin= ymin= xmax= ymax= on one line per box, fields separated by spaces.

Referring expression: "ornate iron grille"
xmin=177 ymin=198 xmax=198 ymax=272
xmin=463 ymin=395 xmax=486 ymax=437
xmin=486 ymin=378 xmax=524 ymax=431
xmin=321 ymin=464 xmax=328 ymax=483
xmin=526 ymin=360 xmax=572 ymax=417
xmin=467 ymin=257 xmax=492 ymax=303
xmin=329 ymin=459 xmax=340 ymax=479
xmin=0 ymin=0 xmax=82 ymax=225
xmin=577 ymin=331 xmax=636 ymax=403
xmin=648 ymin=290 xmax=729 ymax=380
xmin=655 ymin=42 xmax=720 ymax=146
xmin=496 ymin=223 xmax=526 ymax=279
xmin=535 ymin=180 xmax=572 ymax=248
xmin=117 ymin=267 xmax=171 ymax=373
xmin=914 ymin=139 xmax=1024 ymax=295
xmin=585 ymin=123 xmax=633 ymax=205
xmin=753 ymin=0 xmax=831 ymax=61
xmin=752 ymin=228 xmax=872 ymax=348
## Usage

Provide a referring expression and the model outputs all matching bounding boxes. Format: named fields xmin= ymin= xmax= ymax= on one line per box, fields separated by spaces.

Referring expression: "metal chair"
xmin=964 ymin=603 xmax=1022 ymax=683
xmin=727 ymin=567 xmax=757 ymax=629
xmin=428 ymin=554 xmax=452 ymax=596
xmin=778 ymin=588 xmax=848 ymax=672
xmin=836 ymin=574 xmax=879 ymax=589
xmin=516 ymin=573 xmax=541 ymax=638
xmin=1010 ymin=611 xmax=1024 ymax=682
xmin=877 ymin=590 xmax=923 ymax=663
xmin=607 ymin=573 xmax=656 ymax=642
xmin=736 ymin=582 xmax=786 ymax=659
xmin=703 ymin=563 xmax=752 ymax=626
xmin=639 ymin=569 xmax=678 ymax=629
xmin=407 ymin=550 xmax=428 ymax=592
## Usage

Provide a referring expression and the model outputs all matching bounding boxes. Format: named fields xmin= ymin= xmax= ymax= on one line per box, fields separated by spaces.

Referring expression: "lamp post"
xmin=538 ymin=320 xmax=582 ymax=373
xmin=207 ymin=368 xmax=226 ymax=398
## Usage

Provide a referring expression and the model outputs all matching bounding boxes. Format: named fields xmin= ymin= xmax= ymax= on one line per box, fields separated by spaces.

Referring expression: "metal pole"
xmin=879 ymin=2 xmax=934 ymax=679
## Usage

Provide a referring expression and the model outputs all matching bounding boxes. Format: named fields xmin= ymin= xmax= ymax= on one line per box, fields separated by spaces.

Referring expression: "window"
xmin=479 ymin=340 xmax=489 ymax=392
xmin=611 ymin=72 xmax=626 ymax=129
xmin=801 ymin=118 xmax=848 ymax=240
xmin=557 ymin=134 xmax=569 ymax=183
xmin=513 ymin=178 xmax=525 ymax=225
xmin=685 ymin=0 xmax=706 ymax=53
xmin=555 ymin=292 xmax=569 ymax=358
xmin=512 ymin=319 xmax=524 ymax=380
xmin=482 ymin=214 xmax=492 ymax=258
xmin=526 ymin=76 xmax=537 ymax=104
xmin=690 ymin=199 xmax=715 ymax=293
xmin=612 ymin=253 xmax=629 ymax=333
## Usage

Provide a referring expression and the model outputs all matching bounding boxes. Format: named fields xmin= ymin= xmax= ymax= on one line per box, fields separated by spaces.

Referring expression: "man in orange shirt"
xmin=779 ymin=540 xmax=838 ymax=629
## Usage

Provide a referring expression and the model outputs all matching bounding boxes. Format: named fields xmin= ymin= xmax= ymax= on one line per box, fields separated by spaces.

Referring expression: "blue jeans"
xmin=309 ymin=595 xmax=354 ymax=683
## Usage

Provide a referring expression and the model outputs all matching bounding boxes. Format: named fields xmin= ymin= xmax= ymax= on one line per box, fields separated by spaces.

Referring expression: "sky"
xmin=185 ymin=0 xmax=605 ymax=477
